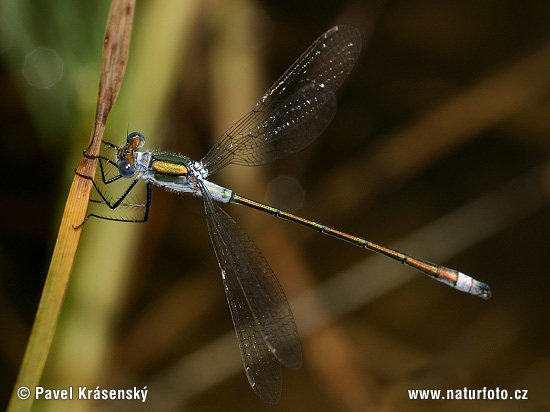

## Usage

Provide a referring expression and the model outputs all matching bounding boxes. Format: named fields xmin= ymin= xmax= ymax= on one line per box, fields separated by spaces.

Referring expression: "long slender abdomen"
xmin=230 ymin=192 xmax=491 ymax=299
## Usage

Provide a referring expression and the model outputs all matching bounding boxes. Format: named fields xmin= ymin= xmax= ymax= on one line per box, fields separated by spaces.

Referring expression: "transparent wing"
xmin=200 ymin=181 xmax=302 ymax=402
xmin=220 ymin=267 xmax=283 ymax=404
xmin=201 ymin=25 xmax=362 ymax=176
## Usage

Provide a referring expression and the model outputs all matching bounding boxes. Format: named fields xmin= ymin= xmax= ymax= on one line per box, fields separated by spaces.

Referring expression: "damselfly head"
xmin=115 ymin=132 xmax=146 ymax=178
xmin=127 ymin=131 xmax=145 ymax=149
xmin=118 ymin=158 xmax=136 ymax=177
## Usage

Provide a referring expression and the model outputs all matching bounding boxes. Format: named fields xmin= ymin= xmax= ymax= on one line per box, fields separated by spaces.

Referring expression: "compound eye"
xmin=118 ymin=159 xmax=136 ymax=177
xmin=127 ymin=131 xmax=145 ymax=149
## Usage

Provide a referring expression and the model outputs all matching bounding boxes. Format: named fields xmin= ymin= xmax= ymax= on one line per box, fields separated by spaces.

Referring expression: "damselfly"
xmin=77 ymin=25 xmax=491 ymax=403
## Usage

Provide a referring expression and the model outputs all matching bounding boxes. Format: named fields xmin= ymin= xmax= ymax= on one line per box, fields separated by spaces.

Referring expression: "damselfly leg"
xmin=76 ymin=140 xmax=151 ymax=225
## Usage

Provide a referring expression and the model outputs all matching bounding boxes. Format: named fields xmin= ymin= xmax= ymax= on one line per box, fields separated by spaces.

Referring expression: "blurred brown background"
xmin=1 ymin=0 xmax=549 ymax=411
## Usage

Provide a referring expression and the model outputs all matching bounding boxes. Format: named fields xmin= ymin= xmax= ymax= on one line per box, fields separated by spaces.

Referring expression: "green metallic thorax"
xmin=151 ymin=153 xmax=191 ymax=176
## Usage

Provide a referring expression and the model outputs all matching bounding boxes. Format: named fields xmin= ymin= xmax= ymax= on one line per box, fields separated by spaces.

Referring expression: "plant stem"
xmin=7 ymin=1 xmax=135 ymax=410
